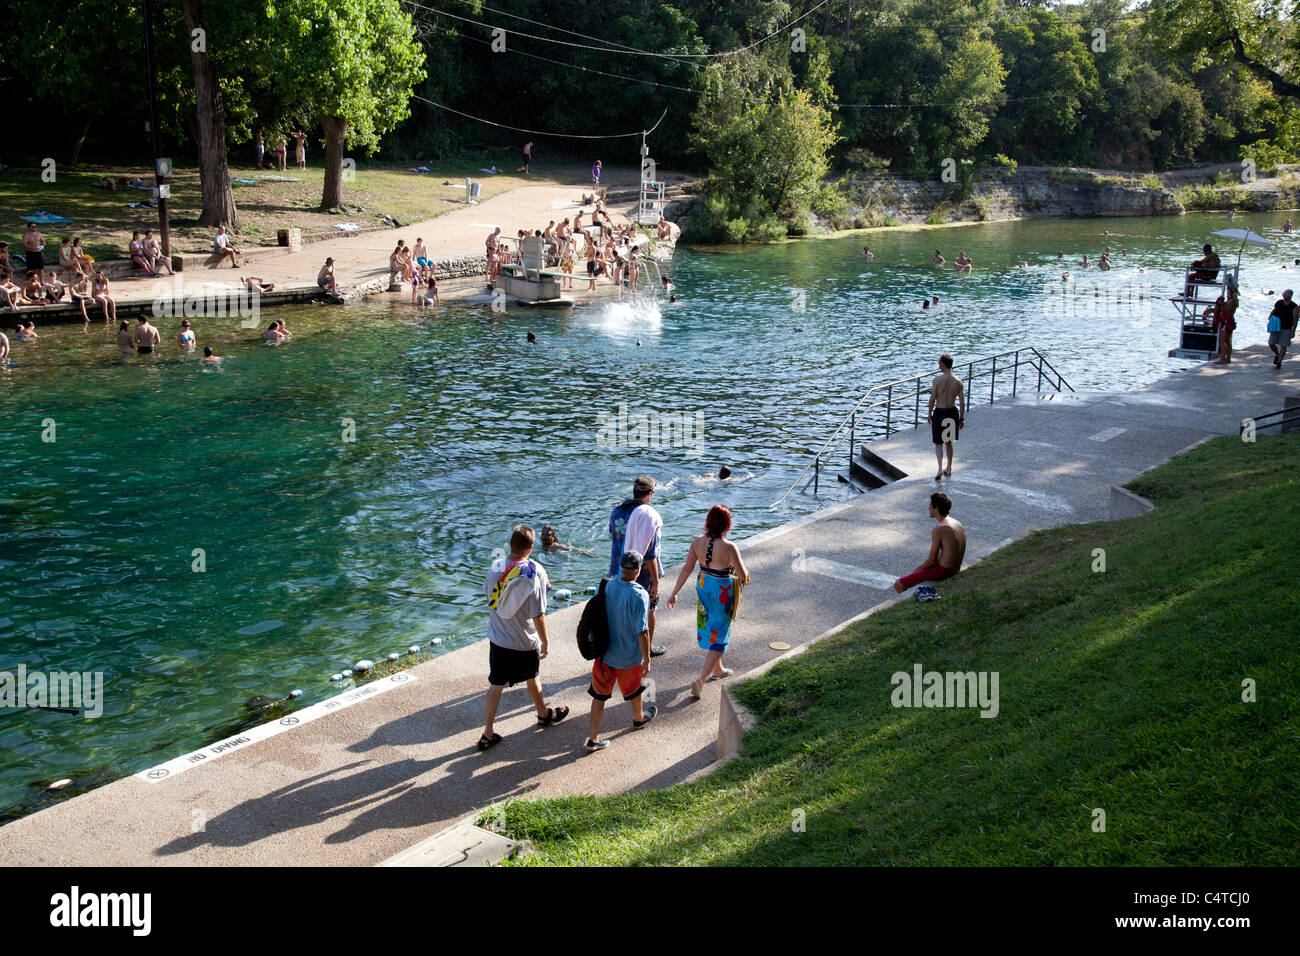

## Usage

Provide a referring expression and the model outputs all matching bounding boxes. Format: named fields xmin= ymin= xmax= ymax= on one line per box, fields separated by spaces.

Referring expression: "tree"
xmin=180 ymin=0 xmax=240 ymax=228
xmin=264 ymin=0 xmax=425 ymax=211
xmin=691 ymin=50 xmax=839 ymax=240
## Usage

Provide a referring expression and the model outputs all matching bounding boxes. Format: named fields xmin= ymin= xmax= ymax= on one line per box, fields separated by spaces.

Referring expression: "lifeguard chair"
xmin=1168 ymin=229 xmax=1271 ymax=361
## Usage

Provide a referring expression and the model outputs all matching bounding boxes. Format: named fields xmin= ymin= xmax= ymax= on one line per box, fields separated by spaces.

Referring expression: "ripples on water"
xmin=1 ymin=212 xmax=1295 ymax=813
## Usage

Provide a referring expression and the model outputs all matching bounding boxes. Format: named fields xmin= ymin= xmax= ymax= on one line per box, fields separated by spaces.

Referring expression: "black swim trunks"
xmin=488 ymin=642 xmax=540 ymax=687
xmin=137 ymin=345 xmax=154 ymax=354
xmin=931 ymin=406 xmax=960 ymax=445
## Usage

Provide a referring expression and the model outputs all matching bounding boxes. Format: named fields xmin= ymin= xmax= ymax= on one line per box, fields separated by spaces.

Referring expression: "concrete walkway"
xmin=1 ymin=345 xmax=1295 ymax=865
xmin=21 ymin=182 xmax=640 ymax=322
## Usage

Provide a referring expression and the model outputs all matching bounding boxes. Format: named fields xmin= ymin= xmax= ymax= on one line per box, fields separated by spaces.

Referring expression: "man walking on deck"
xmin=478 ymin=525 xmax=568 ymax=751
xmin=928 ymin=353 xmax=967 ymax=480
xmin=585 ymin=549 xmax=656 ymax=750
xmin=609 ymin=476 xmax=667 ymax=658
xmin=1268 ymin=290 xmax=1297 ymax=367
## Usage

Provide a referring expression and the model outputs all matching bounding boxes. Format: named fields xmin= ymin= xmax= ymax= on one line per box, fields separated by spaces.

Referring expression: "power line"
xmin=404 ymin=0 xmax=835 ymax=67
xmin=441 ymin=23 xmax=700 ymax=92
xmin=414 ymin=94 xmax=668 ymax=139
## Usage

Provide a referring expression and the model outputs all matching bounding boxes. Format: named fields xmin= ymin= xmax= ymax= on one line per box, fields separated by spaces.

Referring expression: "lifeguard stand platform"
xmin=1168 ymin=263 xmax=1236 ymax=361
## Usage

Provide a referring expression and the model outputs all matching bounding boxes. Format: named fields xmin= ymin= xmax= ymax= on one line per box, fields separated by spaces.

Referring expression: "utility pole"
xmin=142 ymin=0 xmax=171 ymax=257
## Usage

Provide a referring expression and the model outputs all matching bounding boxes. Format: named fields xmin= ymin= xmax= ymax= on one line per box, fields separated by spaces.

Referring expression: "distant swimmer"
xmin=263 ymin=321 xmax=285 ymax=344
xmin=932 ymin=250 xmax=945 ymax=265
xmin=275 ymin=320 xmax=292 ymax=340
xmin=134 ymin=315 xmax=160 ymax=354
xmin=15 ymin=320 xmax=36 ymax=340
xmin=178 ymin=319 xmax=196 ymax=349
xmin=1017 ymin=261 xmax=1029 ymax=269
xmin=1098 ymin=253 xmax=1112 ymax=271
xmin=116 ymin=320 xmax=132 ymax=354
xmin=1056 ymin=251 xmax=1064 ymax=259
xmin=1121 ymin=248 xmax=1128 ymax=255
xmin=922 ymin=300 xmax=930 ymax=310
xmin=539 ymin=525 xmax=595 ymax=557
xmin=1081 ymin=255 xmax=1091 ymax=268
xmin=1062 ymin=271 xmax=1071 ymax=281
xmin=527 ymin=331 xmax=538 ymax=344
xmin=718 ymin=465 xmax=732 ymax=480
xmin=1285 ymin=219 xmax=1294 ymax=234
xmin=932 ymin=294 xmax=940 ymax=306
xmin=861 ymin=246 xmax=874 ymax=259
xmin=201 ymin=346 xmax=221 ymax=366
xmin=668 ymin=294 xmax=679 ymax=304
xmin=953 ymin=252 xmax=972 ymax=270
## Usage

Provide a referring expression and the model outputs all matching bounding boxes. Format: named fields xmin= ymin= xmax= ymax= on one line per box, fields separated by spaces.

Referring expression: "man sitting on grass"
xmin=893 ymin=492 xmax=966 ymax=594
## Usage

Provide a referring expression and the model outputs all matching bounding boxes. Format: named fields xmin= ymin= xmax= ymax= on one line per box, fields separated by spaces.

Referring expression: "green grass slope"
xmin=489 ymin=436 xmax=1300 ymax=865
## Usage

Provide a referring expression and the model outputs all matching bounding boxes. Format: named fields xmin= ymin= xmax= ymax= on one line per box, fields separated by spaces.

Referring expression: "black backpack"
xmin=576 ymin=579 xmax=610 ymax=661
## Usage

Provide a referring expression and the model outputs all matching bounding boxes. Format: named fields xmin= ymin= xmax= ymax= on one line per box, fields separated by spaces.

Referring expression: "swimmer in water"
xmin=15 ymin=321 xmax=36 ymax=340
xmin=539 ymin=525 xmax=595 ymax=557
xmin=1081 ymin=254 xmax=1090 ymax=268
xmin=1017 ymin=261 xmax=1029 ymax=268
xmin=275 ymin=319 xmax=292 ymax=340
xmin=1061 ymin=271 xmax=1071 ymax=281
xmin=201 ymin=346 xmax=221 ymax=366
xmin=178 ymin=319 xmax=196 ymax=349
xmin=932 ymin=294 xmax=940 ymax=306
xmin=862 ymin=246 xmax=873 ymax=259
xmin=932 ymin=250 xmax=945 ymax=266
xmin=1098 ymin=253 xmax=1112 ymax=271
xmin=718 ymin=465 xmax=732 ymax=480
xmin=116 ymin=320 xmax=132 ymax=354
xmin=953 ymin=252 xmax=972 ymax=271
xmin=0 ymin=330 xmax=8 ymax=362
xmin=527 ymin=331 xmax=537 ymax=344
xmin=922 ymin=300 xmax=930 ymax=310
xmin=134 ymin=315 xmax=160 ymax=354
xmin=263 ymin=321 xmax=285 ymax=344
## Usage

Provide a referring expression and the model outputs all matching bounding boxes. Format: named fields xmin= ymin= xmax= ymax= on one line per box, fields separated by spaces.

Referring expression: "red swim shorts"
xmin=589 ymin=660 xmax=646 ymax=702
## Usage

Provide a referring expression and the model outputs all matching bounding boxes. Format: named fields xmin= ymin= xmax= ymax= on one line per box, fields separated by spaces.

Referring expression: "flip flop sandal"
xmin=707 ymin=668 xmax=734 ymax=682
xmin=538 ymin=705 xmax=569 ymax=725
xmin=477 ymin=732 xmax=502 ymax=751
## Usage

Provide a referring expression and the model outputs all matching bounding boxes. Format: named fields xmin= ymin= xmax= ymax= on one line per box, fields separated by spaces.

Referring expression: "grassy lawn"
xmin=487 ymin=435 xmax=1300 ymax=865
xmin=0 ymin=154 xmax=658 ymax=261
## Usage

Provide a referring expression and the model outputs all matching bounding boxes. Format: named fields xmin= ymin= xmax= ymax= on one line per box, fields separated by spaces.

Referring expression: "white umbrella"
xmin=1211 ymin=228 xmax=1274 ymax=270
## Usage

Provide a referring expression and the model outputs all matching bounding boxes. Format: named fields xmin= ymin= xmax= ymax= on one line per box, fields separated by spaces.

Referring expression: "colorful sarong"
xmin=696 ymin=571 xmax=740 ymax=652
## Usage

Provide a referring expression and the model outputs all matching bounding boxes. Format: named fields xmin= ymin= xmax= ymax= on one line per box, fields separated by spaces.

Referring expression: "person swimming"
xmin=539 ymin=524 xmax=595 ymax=557
xmin=527 ymin=331 xmax=537 ymax=344
xmin=862 ymin=246 xmax=873 ymax=259
xmin=922 ymin=300 xmax=930 ymax=310
xmin=718 ymin=465 xmax=732 ymax=480
xmin=201 ymin=346 xmax=221 ymax=366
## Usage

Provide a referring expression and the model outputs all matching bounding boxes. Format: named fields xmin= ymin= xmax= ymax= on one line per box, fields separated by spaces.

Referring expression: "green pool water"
xmin=1 ymin=211 xmax=1294 ymax=820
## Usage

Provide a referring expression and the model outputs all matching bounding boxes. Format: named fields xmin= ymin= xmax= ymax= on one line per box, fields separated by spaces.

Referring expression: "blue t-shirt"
xmin=603 ymin=576 xmax=649 ymax=669
xmin=607 ymin=498 xmax=641 ymax=578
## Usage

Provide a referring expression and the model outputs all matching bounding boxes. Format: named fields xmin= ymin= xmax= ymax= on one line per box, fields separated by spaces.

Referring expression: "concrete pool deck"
xmin=11 ymin=181 xmax=648 ymax=324
xmin=0 ymin=344 xmax=1295 ymax=865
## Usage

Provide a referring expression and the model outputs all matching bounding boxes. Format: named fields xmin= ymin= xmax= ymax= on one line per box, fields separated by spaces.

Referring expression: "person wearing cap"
xmin=479 ymin=525 xmax=568 ymax=751
xmin=609 ymin=476 xmax=667 ymax=657
xmin=317 ymin=258 xmax=337 ymax=294
xmin=586 ymin=549 xmax=656 ymax=750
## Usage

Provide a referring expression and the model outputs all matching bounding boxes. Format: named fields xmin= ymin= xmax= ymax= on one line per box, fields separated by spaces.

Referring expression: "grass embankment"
xmin=489 ymin=436 xmax=1300 ymax=865
xmin=0 ymin=156 xmax=644 ymax=261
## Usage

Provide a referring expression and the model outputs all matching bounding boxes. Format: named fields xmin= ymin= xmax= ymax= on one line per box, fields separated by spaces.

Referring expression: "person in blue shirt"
xmin=585 ymin=550 xmax=657 ymax=750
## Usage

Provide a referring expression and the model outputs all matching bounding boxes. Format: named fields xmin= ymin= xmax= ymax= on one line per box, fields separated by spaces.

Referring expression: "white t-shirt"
xmin=214 ymin=233 xmax=230 ymax=251
xmin=482 ymin=557 xmax=549 ymax=651
xmin=624 ymin=505 xmax=664 ymax=577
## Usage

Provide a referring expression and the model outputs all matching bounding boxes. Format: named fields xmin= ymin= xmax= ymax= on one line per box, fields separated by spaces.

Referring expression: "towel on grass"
xmin=231 ymin=178 xmax=258 ymax=184
xmin=407 ymin=166 xmax=432 ymax=173
xmin=332 ymin=222 xmax=360 ymax=232
xmin=260 ymin=175 xmax=301 ymax=182
xmin=24 ymin=211 xmax=73 ymax=223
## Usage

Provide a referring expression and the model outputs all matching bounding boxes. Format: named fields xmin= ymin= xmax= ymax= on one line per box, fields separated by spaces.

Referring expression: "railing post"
xmin=813 ymin=457 xmax=819 ymax=495
xmin=1012 ymin=349 xmax=1019 ymax=396
xmin=885 ymin=384 xmax=892 ymax=435
xmin=849 ymin=412 xmax=855 ymax=470
xmin=990 ymin=354 xmax=997 ymax=404
xmin=1037 ymin=360 xmax=1043 ymax=392
xmin=966 ymin=364 xmax=973 ymax=404
xmin=914 ymin=381 xmax=921 ymax=427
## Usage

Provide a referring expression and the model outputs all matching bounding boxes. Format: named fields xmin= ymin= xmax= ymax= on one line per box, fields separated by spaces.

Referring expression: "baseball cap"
xmin=620 ymin=549 xmax=644 ymax=570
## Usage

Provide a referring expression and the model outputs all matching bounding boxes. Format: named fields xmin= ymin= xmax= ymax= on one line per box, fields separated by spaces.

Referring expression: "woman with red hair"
xmin=667 ymin=504 xmax=751 ymax=699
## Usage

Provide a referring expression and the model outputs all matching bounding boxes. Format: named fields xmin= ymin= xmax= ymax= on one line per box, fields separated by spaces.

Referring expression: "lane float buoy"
xmin=354 ymin=660 xmax=373 ymax=673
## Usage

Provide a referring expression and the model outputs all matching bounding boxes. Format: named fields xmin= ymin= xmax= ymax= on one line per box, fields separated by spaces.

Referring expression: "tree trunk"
xmin=70 ymin=116 xmax=93 ymax=167
xmin=320 ymin=116 xmax=349 ymax=211
xmin=181 ymin=0 xmax=239 ymax=229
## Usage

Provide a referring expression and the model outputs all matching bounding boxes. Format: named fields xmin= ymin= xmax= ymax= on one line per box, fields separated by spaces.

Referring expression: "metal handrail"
xmin=1242 ymin=406 xmax=1300 ymax=434
xmin=773 ymin=346 xmax=1074 ymax=505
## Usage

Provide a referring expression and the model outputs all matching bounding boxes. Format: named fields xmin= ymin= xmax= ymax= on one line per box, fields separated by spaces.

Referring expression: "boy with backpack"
xmin=584 ymin=550 xmax=657 ymax=750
